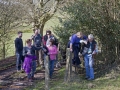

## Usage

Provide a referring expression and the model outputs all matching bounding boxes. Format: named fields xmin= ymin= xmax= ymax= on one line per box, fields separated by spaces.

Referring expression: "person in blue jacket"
xmin=70 ymin=32 xmax=87 ymax=67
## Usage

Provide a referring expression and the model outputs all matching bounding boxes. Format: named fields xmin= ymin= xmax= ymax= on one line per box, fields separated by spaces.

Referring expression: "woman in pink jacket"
xmin=47 ymin=39 xmax=58 ymax=79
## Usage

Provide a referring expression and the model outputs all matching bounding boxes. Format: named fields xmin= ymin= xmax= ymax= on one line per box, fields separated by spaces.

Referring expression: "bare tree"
xmin=0 ymin=0 xmax=25 ymax=59
xmin=17 ymin=0 xmax=72 ymax=35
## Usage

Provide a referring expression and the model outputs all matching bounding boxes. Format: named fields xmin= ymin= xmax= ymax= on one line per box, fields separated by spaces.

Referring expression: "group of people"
xmin=68 ymin=32 xmax=98 ymax=80
xmin=14 ymin=29 xmax=58 ymax=81
xmin=14 ymin=29 xmax=98 ymax=81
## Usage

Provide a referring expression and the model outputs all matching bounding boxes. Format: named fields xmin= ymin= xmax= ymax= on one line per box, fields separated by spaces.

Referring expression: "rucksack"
xmin=33 ymin=34 xmax=42 ymax=47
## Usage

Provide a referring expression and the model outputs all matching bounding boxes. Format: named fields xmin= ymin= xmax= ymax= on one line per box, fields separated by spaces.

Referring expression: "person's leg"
xmin=16 ymin=53 xmax=21 ymax=71
xmin=84 ymin=54 xmax=90 ymax=79
xmin=27 ymin=73 xmax=31 ymax=80
xmin=31 ymin=60 xmax=36 ymax=79
xmin=51 ymin=60 xmax=55 ymax=74
xmin=20 ymin=54 xmax=24 ymax=70
xmin=49 ymin=60 xmax=55 ymax=78
xmin=73 ymin=47 xmax=80 ymax=66
xmin=88 ymin=54 xmax=94 ymax=79
xmin=35 ymin=50 xmax=39 ymax=66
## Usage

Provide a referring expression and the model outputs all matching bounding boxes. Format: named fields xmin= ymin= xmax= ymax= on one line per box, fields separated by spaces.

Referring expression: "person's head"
xmin=26 ymin=39 xmax=32 ymax=46
xmin=46 ymin=30 xmax=52 ymax=37
xmin=76 ymin=32 xmax=83 ymax=38
xmin=18 ymin=31 xmax=22 ymax=38
xmin=49 ymin=39 xmax=54 ymax=46
xmin=34 ymin=29 xmax=39 ymax=35
xmin=88 ymin=34 xmax=94 ymax=42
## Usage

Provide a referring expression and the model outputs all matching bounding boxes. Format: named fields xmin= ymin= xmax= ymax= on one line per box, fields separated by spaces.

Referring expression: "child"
xmin=23 ymin=39 xmax=41 ymax=81
xmin=47 ymin=39 xmax=58 ymax=79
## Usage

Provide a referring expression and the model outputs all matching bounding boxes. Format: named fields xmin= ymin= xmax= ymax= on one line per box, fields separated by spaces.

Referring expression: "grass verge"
xmin=24 ymin=66 xmax=120 ymax=90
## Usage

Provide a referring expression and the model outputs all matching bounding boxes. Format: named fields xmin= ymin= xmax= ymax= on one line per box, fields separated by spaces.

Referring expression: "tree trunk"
xmin=2 ymin=42 xmax=6 ymax=59
xmin=39 ymin=24 xmax=45 ymax=36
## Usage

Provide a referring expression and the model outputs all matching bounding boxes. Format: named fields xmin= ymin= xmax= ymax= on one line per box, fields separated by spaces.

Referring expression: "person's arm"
xmin=31 ymin=35 xmax=35 ymax=40
xmin=92 ymin=44 xmax=98 ymax=54
xmin=70 ymin=35 xmax=74 ymax=51
xmin=23 ymin=47 xmax=27 ymax=56
xmin=43 ymin=46 xmax=49 ymax=54
xmin=92 ymin=41 xmax=98 ymax=54
xmin=57 ymin=43 xmax=60 ymax=52
xmin=15 ymin=38 xmax=20 ymax=52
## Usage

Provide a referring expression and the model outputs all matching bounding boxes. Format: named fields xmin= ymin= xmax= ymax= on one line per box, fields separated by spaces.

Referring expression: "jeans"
xmin=16 ymin=52 xmax=23 ymax=70
xmin=31 ymin=60 xmax=36 ymax=77
xmin=49 ymin=60 xmax=55 ymax=78
xmin=27 ymin=60 xmax=36 ymax=79
xmin=84 ymin=54 xmax=94 ymax=79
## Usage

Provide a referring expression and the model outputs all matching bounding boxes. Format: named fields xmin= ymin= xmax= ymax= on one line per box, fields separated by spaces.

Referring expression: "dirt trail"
xmin=0 ymin=66 xmax=46 ymax=90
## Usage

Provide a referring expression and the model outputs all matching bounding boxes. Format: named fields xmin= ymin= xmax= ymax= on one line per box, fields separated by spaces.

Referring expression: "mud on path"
xmin=0 ymin=56 xmax=45 ymax=90
xmin=0 ymin=56 xmax=63 ymax=90
xmin=0 ymin=64 xmax=49 ymax=90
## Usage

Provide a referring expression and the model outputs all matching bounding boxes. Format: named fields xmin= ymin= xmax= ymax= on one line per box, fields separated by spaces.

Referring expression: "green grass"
xmin=24 ymin=67 xmax=120 ymax=90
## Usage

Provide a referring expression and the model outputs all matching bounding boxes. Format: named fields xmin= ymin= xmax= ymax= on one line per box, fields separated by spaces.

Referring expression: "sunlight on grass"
xmin=24 ymin=67 xmax=120 ymax=90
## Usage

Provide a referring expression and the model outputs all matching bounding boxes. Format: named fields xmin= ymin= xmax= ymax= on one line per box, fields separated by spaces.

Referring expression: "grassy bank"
xmin=24 ymin=65 xmax=120 ymax=90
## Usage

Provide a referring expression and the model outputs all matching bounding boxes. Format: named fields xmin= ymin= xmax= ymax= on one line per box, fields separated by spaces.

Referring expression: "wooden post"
xmin=45 ymin=55 xmax=49 ymax=90
xmin=64 ymin=48 xmax=72 ymax=82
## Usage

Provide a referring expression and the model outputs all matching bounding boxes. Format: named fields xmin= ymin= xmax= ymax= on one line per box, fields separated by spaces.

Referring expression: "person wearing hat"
xmin=82 ymin=34 xmax=98 ymax=80
xmin=70 ymin=32 xmax=87 ymax=67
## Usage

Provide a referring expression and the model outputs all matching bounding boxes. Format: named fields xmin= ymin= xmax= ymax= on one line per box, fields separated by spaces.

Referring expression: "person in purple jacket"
xmin=23 ymin=39 xmax=41 ymax=81
xmin=70 ymin=32 xmax=87 ymax=67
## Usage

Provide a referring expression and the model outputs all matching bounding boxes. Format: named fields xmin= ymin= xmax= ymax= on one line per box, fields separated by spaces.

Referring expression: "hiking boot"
xmin=85 ymin=76 xmax=89 ymax=79
xmin=88 ymin=78 xmax=94 ymax=80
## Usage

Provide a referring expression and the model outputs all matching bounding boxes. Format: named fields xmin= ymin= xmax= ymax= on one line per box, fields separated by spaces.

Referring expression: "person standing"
xmin=44 ymin=30 xmax=59 ymax=67
xmin=46 ymin=30 xmax=55 ymax=47
xmin=23 ymin=39 xmax=41 ymax=81
xmin=15 ymin=31 xmax=23 ymax=72
xmin=82 ymin=34 xmax=98 ymax=80
xmin=47 ymin=39 xmax=58 ymax=79
xmin=70 ymin=32 xmax=87 ymax=67
xmin=31 ymin=29 xmax=43 ymax=67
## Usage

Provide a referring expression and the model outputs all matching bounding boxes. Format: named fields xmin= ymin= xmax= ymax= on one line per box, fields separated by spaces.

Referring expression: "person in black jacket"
xmin=81 ymin=34 xmax=98 ymax=80
xmin=14 ymin=31 xmax=23 ymax=72
xmin=31 ymin=29 xmax=43 ymax=67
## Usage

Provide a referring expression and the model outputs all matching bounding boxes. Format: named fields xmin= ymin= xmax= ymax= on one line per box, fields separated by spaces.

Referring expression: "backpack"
xmin=33 ymin=34 xmax=42 ymax=47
